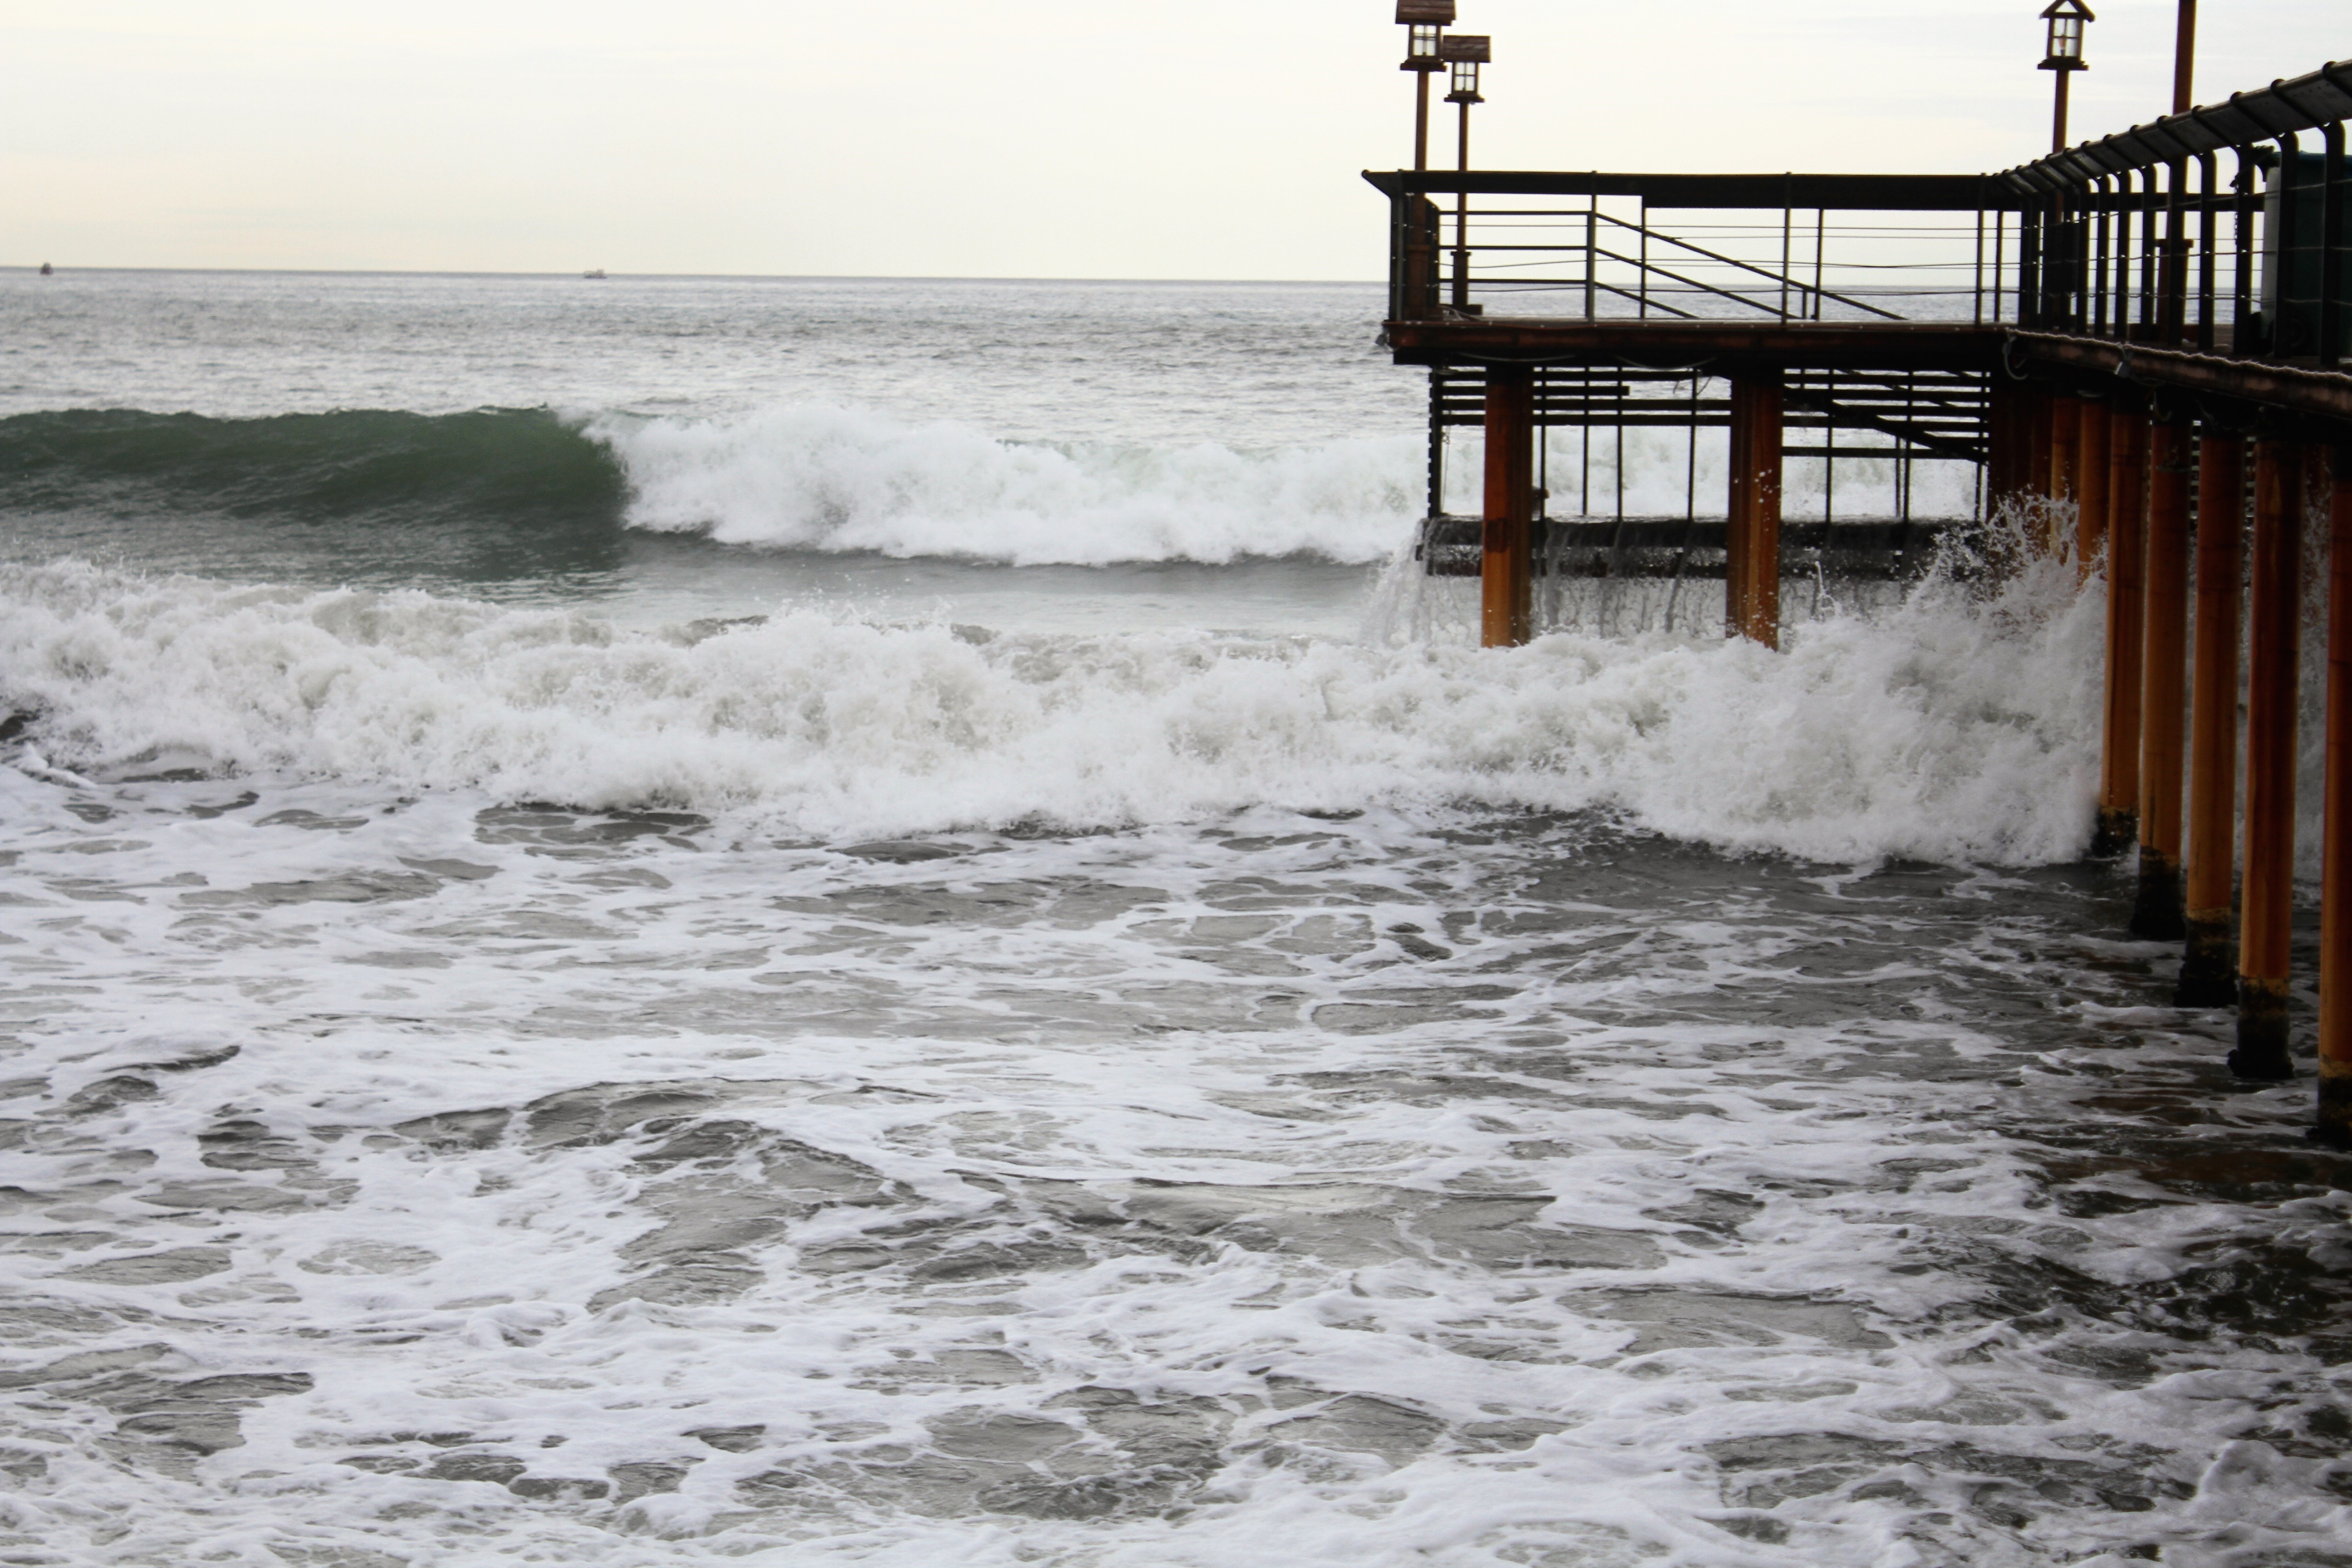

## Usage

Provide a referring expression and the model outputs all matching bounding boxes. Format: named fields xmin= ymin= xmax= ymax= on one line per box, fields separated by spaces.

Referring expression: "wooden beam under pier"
xmin=2097 ymin=406 xmax=2150 ymax=858
xmin=2135 ymin=419 xmax=2191 ymax=939
xmin=2077 ymin=400 xmax=2111 ymax=582
xmin=1726 ymin=373 xmax=1785 ymax=648
xmin=1985 ymin=381 xmax=2044 ymax=526
xmin=2179 ymin=430 xmax=2246 ymax=1006
xmin=2027 ymin=388 xmax=2055 ymax=517
xmin=2048 ymin=395 xmax=2083 ymax=554
xmin=2235 ymin=436 xmax=2304 ymax=1081
xmin=1480 ymin=365 xmax=1536 ymax=649
xmin=2321 ymin=442 xmax=2352 ymax=1146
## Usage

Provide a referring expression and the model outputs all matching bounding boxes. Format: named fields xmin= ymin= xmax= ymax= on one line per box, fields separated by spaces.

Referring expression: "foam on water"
xmin=0 ymin=547 xmax=2103 ymax=865
xmin=588 ymin=407 xmax=1422 ymax=567
xmin=0 ymin=774 xmax=2345 ymax=1568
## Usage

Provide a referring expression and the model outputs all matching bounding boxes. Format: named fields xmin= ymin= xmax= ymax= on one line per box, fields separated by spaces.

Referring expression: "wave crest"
xmin=588 ymin=405 xmax=1419 ymax=566
xmin=0 ymin=558 xmax=2104 ymax=863
xmin=1 ymin=404 xmax=1421 ymax=568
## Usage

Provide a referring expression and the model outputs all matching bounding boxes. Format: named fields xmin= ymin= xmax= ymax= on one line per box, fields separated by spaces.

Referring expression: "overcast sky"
xmin=1 ymin=1 xmax=2342 ymax=278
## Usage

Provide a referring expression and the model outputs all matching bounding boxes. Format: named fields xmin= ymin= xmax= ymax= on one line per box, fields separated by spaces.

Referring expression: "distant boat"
xmin=582 ymin=269 xmax=607 ymax=279
xmin=38 ymin=262 xmax=52 ymax=276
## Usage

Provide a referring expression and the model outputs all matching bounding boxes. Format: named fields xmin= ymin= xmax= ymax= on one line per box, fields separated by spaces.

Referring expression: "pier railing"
xmin=1374 ymin=60 xmax=2352 ymax=372
xmin=2003 ymin=59 xmax=2352 ymax=366
xmin=1369 ymin=172 xmax=2030 ymax=326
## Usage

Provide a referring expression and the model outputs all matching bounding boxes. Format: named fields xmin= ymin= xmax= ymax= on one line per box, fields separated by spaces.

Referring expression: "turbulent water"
xmin=0 ymin=268 xmax=2347 ymax=1568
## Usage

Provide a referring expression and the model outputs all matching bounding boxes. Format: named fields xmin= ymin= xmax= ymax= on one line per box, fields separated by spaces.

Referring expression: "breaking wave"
xmin=0 ymin=553 xmax=2107 ymax=863
xmin=585 ymin=407 xmax=1420 ymax=565
xmin=0 ymin=405 xmax=1421 ymax=567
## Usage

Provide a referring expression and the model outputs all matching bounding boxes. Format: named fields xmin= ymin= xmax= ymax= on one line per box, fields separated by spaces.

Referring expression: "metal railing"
xmin=1372 ymin=60 xmax=2352 ymax=371
xmin=1372 ymin=172 xmax=2028 ymax=326
xmin=2004 ymin=59 xmax=2352 ymax=366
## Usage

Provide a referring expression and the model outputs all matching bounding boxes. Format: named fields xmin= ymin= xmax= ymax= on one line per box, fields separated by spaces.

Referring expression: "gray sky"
xmin=2 ymin=1 xmax=2342 ymax=278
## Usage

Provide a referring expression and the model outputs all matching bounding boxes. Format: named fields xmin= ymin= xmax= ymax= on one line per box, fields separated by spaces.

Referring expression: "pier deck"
xmin=1380 ymin=319 xmax=2004 ymax=370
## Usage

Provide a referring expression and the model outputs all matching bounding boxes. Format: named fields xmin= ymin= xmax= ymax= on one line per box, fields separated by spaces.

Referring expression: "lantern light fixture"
xmin=1397 ymin=1 xmax=1458 ymax=172
xmin=2038 ymin=0 xmax=2093 ymax=71
xmin=1397 ymin=1 xmax=1454 ymax=71
xmin=2037 ymin=1 xmax=2093 ymax=152
xmin=1442 ymin=34 xmax=1490 ymax=104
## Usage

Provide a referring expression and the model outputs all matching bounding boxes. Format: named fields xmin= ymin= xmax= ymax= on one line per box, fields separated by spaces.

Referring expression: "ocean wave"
xmin=0 ymin=555 xmax=2109 ymax=864
xmin=588 ymin=405 xmax=1420 ymax=566
xmin=0 ymin=407 xmax=625 ymax=529
xmin=0 ymin=404 xmax=1422 ymax=568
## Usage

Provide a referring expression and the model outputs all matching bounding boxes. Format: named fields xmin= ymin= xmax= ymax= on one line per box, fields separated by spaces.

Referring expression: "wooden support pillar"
xmin=1726 ymin=372 xmax=1784 ymax=648
xmin=1986 ymin=380 xmax=2043 ymax=526
xmin=2234 ymin=436 xmax=2305 ymax=1081
xmin=1480 ymin=364 xmax=1535 ymax=649
xmin=2094 ymin=407 xmax=2148 ymax=857
xmin=2319 ymin=442 xmax=2352 ymax=1145
xmin=2076 ymin=399 xmax=2111 ymax=578
xmin=2048 ymin=393 xmax=2083 ymax=554
xmin=2028 ymin=387 xmax=2056 ymax=507
xmin=2178 ymin=431 xmax=2246 ymax=1007
xmin=2049 ymin=393 xmax=2082 ymax=498
xmin=2134 ymin=419 xmax=2191 ymax=936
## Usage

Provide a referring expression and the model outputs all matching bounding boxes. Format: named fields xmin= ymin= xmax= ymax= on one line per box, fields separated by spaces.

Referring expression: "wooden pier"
xmin=1371 ymin=39 xmax=2352 ymax=1143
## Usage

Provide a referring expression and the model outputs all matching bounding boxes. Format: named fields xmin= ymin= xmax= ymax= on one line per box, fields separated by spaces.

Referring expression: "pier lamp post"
xmin=2172 ymin=0 xmax=2195 ymax=113
xmin=1397 ymin=1 xmax=1455 ymax=174
xmin=2039 ymin=0 xmax=2094 ymax=154
xmin=1442 ymin=34 xmax=1490 ymax=311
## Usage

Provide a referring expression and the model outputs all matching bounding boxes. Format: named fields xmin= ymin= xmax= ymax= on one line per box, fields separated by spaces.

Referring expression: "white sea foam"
xmin=586 ymin=405 xmax=1424 ymax=567
xmin=1 ymin=552 xmax=2106 ymax=864
xmin=0 ymin=772 xmax=2340 ymax=1567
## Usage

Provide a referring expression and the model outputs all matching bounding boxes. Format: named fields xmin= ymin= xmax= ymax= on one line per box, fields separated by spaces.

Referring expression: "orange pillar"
xmin=2234 ymin=436 xmax=2304 ymax=1080
xmin=2095 ymin=407 xmax=2148 ymax=857
xmin=2134 ymin=419 xmax=2191 ymax=936
xmin=2320 ymin=441 xmax=2352 ymax=1145
xmin=1480 ymin=365 xmax=1535 ymax=648
xmin=2076 ymin=399 xmax=2111 ymax=579
xmin=2048 ymin=393 xmax=2083 ymax=554
xmin=2028 ymin=386 xmax=2056 ymax=509
xmin=1986 ymin=381 xmax=2043 ymax=528
xmin=2178 ymin=431 xmax=2246 ymax=1007
xmin=1726 ymin=373 xmax=1784 ymax=648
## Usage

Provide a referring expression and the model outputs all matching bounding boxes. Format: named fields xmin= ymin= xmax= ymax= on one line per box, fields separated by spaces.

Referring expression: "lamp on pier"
xmin=1397 ymin=1 xmax=1455 ymax=173
xmin=1441 ymin=33 xmax=1488 ymax=106
xmin=1439 ymin=34 xmax=1490 ymax=311
xmin=2038 ymin=0 xmax=2094 ymax=153
xmin=1398 ymin=0 xmax=1452 ymax=67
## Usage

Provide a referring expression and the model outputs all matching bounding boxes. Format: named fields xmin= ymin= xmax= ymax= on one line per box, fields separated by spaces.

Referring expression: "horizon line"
xmin=7 ymin=264 xmax=1388 ymax=288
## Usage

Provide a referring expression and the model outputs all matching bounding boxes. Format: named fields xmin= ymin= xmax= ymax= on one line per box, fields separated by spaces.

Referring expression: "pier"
xmin=1376 ymin=9 xmax=2352 ymax=1143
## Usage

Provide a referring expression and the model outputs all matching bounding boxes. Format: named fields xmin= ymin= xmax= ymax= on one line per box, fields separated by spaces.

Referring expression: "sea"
xmin=0 ymin=267 xmax=2346 ymax=1568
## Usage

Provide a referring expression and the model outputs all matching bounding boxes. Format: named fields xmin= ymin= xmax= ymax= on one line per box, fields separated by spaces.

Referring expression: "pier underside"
xmin=1392 ymin=326 xmax=2014 ymax=629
